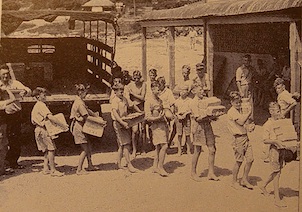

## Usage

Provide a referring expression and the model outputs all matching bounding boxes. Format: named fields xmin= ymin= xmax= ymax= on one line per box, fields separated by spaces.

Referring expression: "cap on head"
xmin=273 ymin=78 xmax=284 ymax=88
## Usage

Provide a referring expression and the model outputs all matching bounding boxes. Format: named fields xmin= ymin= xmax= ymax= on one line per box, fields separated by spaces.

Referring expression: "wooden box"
xmin=45 ymin=113 xmax=68 ymax=137
xmin=83 ymin=116 xmax=107 ymax=137
xmin=122 ymin=112 xmax=145 ymax=128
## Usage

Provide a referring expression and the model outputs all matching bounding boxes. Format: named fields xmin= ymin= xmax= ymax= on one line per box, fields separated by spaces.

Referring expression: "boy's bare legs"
xmin=152 ymin=145 xmax=160 ymax=173
xmin=48 ymin=150 xmax=64 ymax=176
xmin=42 ymin=151 xmax=50 ymax=174
xmin=177 ymin=135 xmax=182 ymax=156
xmin=158 ymin=143 xmax=168 ymax=176
xmin=86 ymin=141 xmax=97 ymax=171
xmin=232 ymin=161 xmax=242 ymax=189
xmin=186 ymin=135 xmax=192 ymax=156
xmin=77 ymin=144 xmax=88 ymax=175
xmin=259 ymin=171 xmax=276 ymax=196
xmin=207 ymin=145 xmax=218 ymax=181
xmin=117 ymin=144 xmax=124 ymax=169
xmin=124 ymin=144 xmax=138 ymax=173
xmin=131 ymin=125 xmax=138 ymax=158
xmin=141 ymin=123 xmax=146 ymax=155
xmin=191 ymin=145 xmax=202 ymax=181
xmin=273 ymin=172 xmax=286 ymax=207
xmin=241 ymin=161 xmax=253 ymax=188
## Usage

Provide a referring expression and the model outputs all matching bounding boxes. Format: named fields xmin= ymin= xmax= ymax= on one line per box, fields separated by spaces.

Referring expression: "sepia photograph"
xmin=0 ymin=0 xmax=301 ymax=211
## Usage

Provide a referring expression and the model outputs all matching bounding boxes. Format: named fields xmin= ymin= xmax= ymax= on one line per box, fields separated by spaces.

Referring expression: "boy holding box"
xmin=31 ymin=87 xmax=68 ymax=176
xmin=111 ymin=83 xmax=141 ymax=173
xmin=191 ymin=86 xmax=218 ymax=181
xmin=259 ymin=102 xmax=298 ymax=208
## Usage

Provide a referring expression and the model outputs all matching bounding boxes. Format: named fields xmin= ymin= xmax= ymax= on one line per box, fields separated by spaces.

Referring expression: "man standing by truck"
xmin=0 ymin=64 xmax=31 ymax=172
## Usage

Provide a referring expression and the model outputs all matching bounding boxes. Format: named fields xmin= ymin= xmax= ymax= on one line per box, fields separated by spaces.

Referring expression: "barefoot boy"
xmin=259 ymin=102 xmax=297 ymax=207
xmin=111 ymin=83 xmax=141 ymax=173
xmin=174 ymin=84 xmax=192 ymax=156
xmin=31 ymin=87 xmax=68 ymax=176
xmin=227 ymin=91 xmax=254 ymax=189
xmin=145 ymin=81 xmax=169 ymax=177
xmin=191 ymin=86 xmax=218 ymax=181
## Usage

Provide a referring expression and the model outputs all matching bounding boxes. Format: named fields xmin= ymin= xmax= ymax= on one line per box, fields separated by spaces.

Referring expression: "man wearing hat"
xmin=0 ymin=64 xmax=31 ymax=171
xmin=192 ymin=62 xmax=211 ymax=95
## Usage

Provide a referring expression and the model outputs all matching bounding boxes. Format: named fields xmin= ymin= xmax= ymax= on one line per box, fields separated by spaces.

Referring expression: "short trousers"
xmin=269 ymin=145 xmax=296 ymax=172
xmin=192 ymin=121 xmax=215 ymax=146
xmin=176 ymin=115 xmax=191 ymax=136
xmin=113 ymin=121 xmax=131 ymax=146
xmin=150 ymin=121 xmax=168 ymax=146
xmin=232 ymin=134 xmax=254 ymax=163
xmin=35 ymin=126 xmax=56 ymax=152
xmin=72 ymin=121 xmax=89 ymax=145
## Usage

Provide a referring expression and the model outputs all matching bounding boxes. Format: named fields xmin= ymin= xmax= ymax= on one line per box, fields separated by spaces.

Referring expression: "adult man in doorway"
xmin=0 ymin=64 xmax=31 ymax=171
xmin=236 ymin=54 xmax=254 ymax=98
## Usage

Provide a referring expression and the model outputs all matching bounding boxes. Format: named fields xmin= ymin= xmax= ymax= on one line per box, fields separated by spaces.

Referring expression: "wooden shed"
xmin=140 ymin=1 xmax=302 ymax=203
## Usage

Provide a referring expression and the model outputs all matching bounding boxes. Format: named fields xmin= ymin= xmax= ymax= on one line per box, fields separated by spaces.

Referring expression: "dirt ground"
xmin=0 ymin=36 xmax=300 ymax=212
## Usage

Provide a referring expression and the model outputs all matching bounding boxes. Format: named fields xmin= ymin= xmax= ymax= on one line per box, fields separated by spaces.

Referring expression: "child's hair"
xmin=149 ymin=68 xmax=157 ymax=76
xmin=229 ymin=91 xmax=241 ymax=101
xmin=182 ymin=65 xmax=191 ymax=72
xmin=75 ymin=84 xmax=90 ymax=92
xmin=157 ymin=76 xmax=166 ymax=86
xmin=150 ymin=80 xmax=160 ymax=88
xmin=243 ymin=54 xmax=251 ymax=60
xmin=268 ymin=101 xmax=280 ymax=110
xmin=133 ymin=70 xmax=142 ymax=78
xmin=112 ymin=83 xmax=124 ymax=91
xmin=180 ymin=84 xmax=189 ymax=91
xmin=32 ymin=87 xmax=46 ymax=97
xmin=273 ymin=78 xmax=284 ymax=88
xmin=0 ymin=64 xmax=9 ymax=70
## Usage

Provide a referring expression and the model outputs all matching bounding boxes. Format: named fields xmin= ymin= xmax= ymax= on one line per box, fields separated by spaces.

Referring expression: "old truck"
xmin=0 ymin=10 xmax=118 ymax=153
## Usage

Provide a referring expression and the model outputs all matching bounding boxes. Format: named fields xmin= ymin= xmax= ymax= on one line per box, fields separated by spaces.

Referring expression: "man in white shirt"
xmin=0 ymin=64 xmax=31 ymax=171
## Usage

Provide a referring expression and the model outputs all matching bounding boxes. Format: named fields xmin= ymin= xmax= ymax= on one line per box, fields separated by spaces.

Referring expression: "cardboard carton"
xmin=83 ymin=116 xmax=107 ymax=137
xmin=45 ymin=113 xmax=68 ymax=136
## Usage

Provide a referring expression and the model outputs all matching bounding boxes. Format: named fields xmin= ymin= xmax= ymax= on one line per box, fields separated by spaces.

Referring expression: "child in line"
xmin=70 ymin=84 xmax=99 ymax=175
xmin=191 ymin=86 xmax=218 ymax=181
xmin=174 ymin=84 xmax=192 ymax=156
xmin=227 ymin=91 xmax=254 ymax=189
xmin=31 ymin=87 xmax=68 ymax=177
xmin=274 ymin=78 xmax=298 ymax=118
xmin=259 ymin=102 xmax=296 ymax=208
xmin=145 ymin=81 xmax=169 ymax=177
xmin=111 ymin=83 xmax=141 ymax=173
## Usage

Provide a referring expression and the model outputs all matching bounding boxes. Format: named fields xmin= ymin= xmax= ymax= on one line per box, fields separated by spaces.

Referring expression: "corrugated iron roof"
xmin=140 ymin=0 xmax=302 ymax=22
xmin=82 ymin=0 xmax=114 ymax=7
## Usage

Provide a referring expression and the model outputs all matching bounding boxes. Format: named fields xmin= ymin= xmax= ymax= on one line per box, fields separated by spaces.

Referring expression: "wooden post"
xmin=142 ymin=27 xmax=147 ymax=81
xmin=206 ymin=22 xmax=214 ymax=97
xmin=168 ymin=26 xmax=175 ymax=88
xmin=0 ymin=0 xmax=2 ymax=47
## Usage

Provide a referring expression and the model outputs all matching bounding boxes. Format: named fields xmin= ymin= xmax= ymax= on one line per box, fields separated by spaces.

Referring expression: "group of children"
xmin=227 ymin=77 xmax=300 ymax=208
xmin=1 ymin=62 xmax=299 ymax=208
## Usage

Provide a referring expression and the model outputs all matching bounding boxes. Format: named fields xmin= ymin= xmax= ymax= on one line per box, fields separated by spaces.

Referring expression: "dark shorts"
xmin=232 ymin=134 xmax=254 ymax=163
